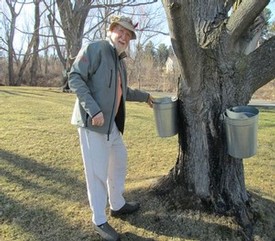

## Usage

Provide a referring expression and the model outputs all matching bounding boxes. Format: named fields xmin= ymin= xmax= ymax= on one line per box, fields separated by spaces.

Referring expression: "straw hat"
xmin=109 ymin=15 xmax=137 ymax=40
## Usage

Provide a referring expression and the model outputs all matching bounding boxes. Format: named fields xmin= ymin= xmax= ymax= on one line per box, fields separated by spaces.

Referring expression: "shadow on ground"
xmin=1 ymin=149 xmax=274 ymax=241
xmin=117 ymin=186 xmax=275 ymax=241
xmin=0 ymin=149 xmax=98 ymax=241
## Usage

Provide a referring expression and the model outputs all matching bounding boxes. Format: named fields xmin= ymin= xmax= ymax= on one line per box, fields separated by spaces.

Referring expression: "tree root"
xmin=234 ymin=204 xmax=255 ymax=241
xmin=150 ymin=174 xmax=255 ymax=240
xmin=149 ymin=174 xmax=204 ymax=211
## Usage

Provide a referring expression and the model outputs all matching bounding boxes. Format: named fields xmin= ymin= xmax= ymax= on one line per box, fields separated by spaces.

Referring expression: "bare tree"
xmin=1 ymin=0 xmax=164 ymax=87
xmin=29 ymin=0 xmax=41 ymax=86
xmin=16 ymin=0 xmax=41 ymax=86
xmin=43 ymin=0 xmax=158 ymax=91
xmin=1 ymin=0 xmax=51 ymax=86
xmin=151 ymin=0 xmax=275 ymax=240
xmin=4 ymin=0 xmax=25 ymax=85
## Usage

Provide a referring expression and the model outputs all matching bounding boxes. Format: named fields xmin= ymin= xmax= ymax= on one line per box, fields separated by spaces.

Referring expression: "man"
xmin=69 ymin=15 xmax=153 ymax=241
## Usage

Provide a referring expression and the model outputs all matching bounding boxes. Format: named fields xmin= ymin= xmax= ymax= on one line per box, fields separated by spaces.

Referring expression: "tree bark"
xmin=6 ymin=0 xmax=18 ymax=86
xmin=30 ymin=0 xmax=40 ymax=86
xmin=152 ymin=1 xmax=275 ymax=240
xmin=16 ymin=37 xmax=34 ymax=86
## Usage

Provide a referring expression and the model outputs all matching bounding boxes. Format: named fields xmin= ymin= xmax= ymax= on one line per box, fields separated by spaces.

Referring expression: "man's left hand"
xmin=147 ymin=95 xmax=154 ymax=108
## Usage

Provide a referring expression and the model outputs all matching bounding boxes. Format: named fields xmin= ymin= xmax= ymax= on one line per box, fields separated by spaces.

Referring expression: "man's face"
xmin=110 ymin=24 xmax=132 ymax=54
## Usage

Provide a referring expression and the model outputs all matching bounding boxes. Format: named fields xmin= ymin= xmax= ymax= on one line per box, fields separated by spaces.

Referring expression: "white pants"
xmin=78 ymin=124 xmax=127 ymax=225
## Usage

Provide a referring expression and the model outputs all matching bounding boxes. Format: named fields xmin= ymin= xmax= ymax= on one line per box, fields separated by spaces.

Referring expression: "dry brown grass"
xmin=252 ymin=80 xmax=275 ymax=101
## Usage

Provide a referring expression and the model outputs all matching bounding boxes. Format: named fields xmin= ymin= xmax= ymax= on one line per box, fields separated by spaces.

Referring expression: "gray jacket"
xmin=69 ymin=39 xmax=149 ymax=136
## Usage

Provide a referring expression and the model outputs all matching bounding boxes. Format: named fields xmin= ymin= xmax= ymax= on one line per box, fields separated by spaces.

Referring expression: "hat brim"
xmin=109 ymin=22 xmax=136 ymax=40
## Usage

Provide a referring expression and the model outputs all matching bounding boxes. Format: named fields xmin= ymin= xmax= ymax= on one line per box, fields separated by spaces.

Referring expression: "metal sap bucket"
xmin=224 ymin=106 xmax=259 ymax=158
xmin=153 ymin=96 xmax=178 ymax=137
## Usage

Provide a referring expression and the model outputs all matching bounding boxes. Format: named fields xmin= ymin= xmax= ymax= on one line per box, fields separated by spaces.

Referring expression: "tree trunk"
xmin=30 ymin=0 xmax=40 ymax=86
xmin=16 ymin=38 xmax=34 ymax=86
xmin=152 ymin=1 xmax=275 ymax=240
xmin=152 ymin=55 xmax=254 ymax=238
xmin=7 ymin=2 xmax=17 ymax=86
xmin=8 ymin=35 xmax=15 ymax=86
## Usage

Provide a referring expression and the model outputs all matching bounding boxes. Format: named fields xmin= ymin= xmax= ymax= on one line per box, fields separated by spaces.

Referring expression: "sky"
xmin=269 ymin=0 xmax=275 ymax=20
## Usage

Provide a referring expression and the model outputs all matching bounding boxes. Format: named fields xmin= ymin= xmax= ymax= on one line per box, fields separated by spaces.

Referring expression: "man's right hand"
xmin=91 ymin=112 xmax=104 ymax=126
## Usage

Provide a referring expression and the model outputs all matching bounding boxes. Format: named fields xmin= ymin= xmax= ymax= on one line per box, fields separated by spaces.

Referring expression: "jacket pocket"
xmin=85 ymin=113 xmax=90 ymax=127
xmin=109 ymin=69 xmax=113 ymax=88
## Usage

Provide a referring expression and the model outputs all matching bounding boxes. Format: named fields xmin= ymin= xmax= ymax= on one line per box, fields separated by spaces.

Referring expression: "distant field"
xmin=252 ymin=79 xmax=275 ymax=101
xmin=0 ymin=87 xmax=274 ymax=241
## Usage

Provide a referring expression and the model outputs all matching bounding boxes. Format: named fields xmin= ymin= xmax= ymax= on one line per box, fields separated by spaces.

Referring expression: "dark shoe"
xmin=93 ymin=222 xmax=120 ymax=241
xmin=110 ymin=202 xmax=140 ymax=217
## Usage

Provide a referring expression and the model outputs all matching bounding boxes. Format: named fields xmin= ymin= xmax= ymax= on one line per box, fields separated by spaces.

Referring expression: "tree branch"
xmin=241 ymin=36 xmax=275 ymax=93
xmin=88 ymin=0 xmax=157 ymax=9
xmin=47 ymin=14 xmax=66 ymax=68
xmin=227 ymin=0 xmax=268 ymax=45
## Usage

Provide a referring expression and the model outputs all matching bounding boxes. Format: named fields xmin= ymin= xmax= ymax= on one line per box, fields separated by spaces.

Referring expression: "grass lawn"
xmin=0 ymin=86 xmax=274 ymax=241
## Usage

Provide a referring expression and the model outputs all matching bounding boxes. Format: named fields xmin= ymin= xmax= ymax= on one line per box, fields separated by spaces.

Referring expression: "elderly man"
xmin=69 ymin=15 xmax=153 ymax=241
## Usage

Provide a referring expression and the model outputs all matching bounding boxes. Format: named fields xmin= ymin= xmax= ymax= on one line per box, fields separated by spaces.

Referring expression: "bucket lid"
xmin=153 ymin=96 xmax=178 ymax=104
xmin=226 ymin=106 xmax=259 ymax=119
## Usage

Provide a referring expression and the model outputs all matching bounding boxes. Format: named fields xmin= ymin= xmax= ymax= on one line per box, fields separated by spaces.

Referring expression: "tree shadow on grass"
xmin=0 ymin=89 xmax=48 ymax=97
xmin=0 ymin=149 xmax=87 ymax=204
xmin=122 ymin=232 xmax=155 ymax=241
xmin=117 ymin=187 xmax=275 ymax=241
xmin=0 ymin=191 xmax=102 ymax=241
xmin=0 ymin=149 xmax=99 ymax=241
xmin=247 ymin=191 xmax=275 ymax=240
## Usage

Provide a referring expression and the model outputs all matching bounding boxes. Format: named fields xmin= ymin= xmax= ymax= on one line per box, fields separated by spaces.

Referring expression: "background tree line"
xmin=0 ymin=0 xmax=178 ymax=92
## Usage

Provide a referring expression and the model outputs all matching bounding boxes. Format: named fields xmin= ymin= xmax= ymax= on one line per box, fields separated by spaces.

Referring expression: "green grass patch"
xmin=0 ymin=87 xmax=274 ymax=241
